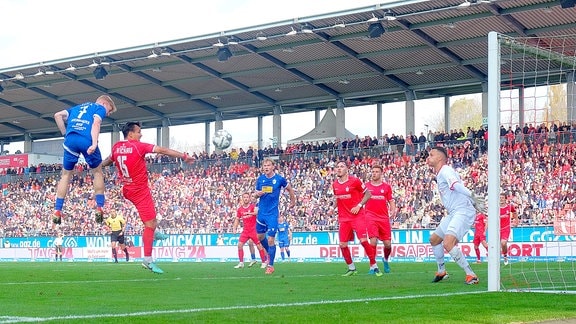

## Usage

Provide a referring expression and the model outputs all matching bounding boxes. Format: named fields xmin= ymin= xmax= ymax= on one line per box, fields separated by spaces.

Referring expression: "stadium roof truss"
xmin=0 ymin=0 xmax=574 ymax=143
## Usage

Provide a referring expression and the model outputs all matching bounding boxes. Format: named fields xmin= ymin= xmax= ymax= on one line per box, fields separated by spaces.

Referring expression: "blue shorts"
xmin=256 ymin=215 xmax=278 ymax=237
xmin=62 ymin=133 xmax=102 ymax=170
xmin=278 ymin=239 xmax=290 ymax=248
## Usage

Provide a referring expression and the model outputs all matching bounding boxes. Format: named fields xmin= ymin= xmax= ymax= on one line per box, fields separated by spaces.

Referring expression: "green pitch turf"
xmin=0 ymin=261 xmax=574 ymax=323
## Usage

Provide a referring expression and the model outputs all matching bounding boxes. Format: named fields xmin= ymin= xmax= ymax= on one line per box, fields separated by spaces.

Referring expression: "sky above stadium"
xmin=0 ymin=0 xmax=444 ymax=153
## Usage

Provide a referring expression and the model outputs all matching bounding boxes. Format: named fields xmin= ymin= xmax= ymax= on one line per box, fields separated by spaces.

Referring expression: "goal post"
xmin=487 ymin=31 xmax=576 ymax=294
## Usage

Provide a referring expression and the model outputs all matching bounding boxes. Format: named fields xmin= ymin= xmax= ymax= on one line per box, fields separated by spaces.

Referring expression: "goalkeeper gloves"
xmin=471 ymin=192 xmax=487 ymax=214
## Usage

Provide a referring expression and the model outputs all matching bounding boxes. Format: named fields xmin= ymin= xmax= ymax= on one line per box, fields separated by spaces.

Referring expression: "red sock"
xmin=361 ymin=241 xmax=376 ymax=265
xmin=143 ymin=227 xmax=154 ymax=257
xmin=384 ymin=246 xmax=392 ymax=261
xmin=238 ymin=249 xmax=244 ymax=262
xmin=259 ymin=249 xmax=267 ymax=263
xmin=474 ymin=247 xmax=481 ymax=260
xmin=341 ymin=246 xmax=353 ymax=265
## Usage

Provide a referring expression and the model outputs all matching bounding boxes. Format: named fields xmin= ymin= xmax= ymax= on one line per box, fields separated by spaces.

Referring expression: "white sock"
xmin=448 ymin=247 xmax=475 ymax=276
xmin=433 ymin=244 xmax=446 ymax=272
xmin=349 ymin=263 xmax=356 ymax=271
xmin=144 ymin=256 xmax=153 ymax=264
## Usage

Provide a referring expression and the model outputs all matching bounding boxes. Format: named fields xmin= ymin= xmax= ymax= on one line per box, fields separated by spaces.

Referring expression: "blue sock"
xmin=281 ymin=251 xmax=285 ymax=260
xmin=55 ymin=198 xmax=64 ymax=211
xmin=251 ymin=253 xmax=256 ymax=260
xmin=95 ymin=194 xmax=105 ymax=208
xmin=287 ymin=250 xmax=291 ymax=258
xmin=260 ymin=238 xmax=269 ymax=251
xmin=268 ymin=245 xmax=276 ymax=266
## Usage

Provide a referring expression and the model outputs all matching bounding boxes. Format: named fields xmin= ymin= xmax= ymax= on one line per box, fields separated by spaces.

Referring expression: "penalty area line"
xmin=0 ymin=291 xmax=488 ymax=323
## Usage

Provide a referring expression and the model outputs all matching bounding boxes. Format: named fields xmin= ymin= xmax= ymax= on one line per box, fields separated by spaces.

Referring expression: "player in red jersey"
xmin=332 ymin=161 xmax=378 ymax=276
xmin=232 ymin=192 xmax=268 ymax=269
xmin=473 ymin=212 xmax=488 ymax=263
xmin=500 ymin=192 xmax=518 ymax=265
xmin=102 ymin=122 xmax=194 ymax=274
xmin=365 ymin=164 xmax=396 ymax=274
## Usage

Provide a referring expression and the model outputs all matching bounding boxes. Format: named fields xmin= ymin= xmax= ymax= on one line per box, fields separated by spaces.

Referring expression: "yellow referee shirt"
xmin=106 ymin=215 xmax=125 ymax=231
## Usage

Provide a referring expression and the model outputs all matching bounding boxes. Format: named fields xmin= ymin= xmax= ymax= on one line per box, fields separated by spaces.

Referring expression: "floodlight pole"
xmin=487 ymin=31 xmax=502 ymax=292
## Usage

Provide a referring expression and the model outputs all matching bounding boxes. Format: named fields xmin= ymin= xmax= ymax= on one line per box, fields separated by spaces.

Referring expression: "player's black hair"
xmin=431 ymin=146 xmax=448 ymax=159
xmin=121 ymin=121 xmax=141 ymax=138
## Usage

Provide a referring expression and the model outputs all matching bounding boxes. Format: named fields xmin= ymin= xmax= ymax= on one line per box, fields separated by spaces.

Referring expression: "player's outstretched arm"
xmin=153 ymin=146 xmax=194 ymax=163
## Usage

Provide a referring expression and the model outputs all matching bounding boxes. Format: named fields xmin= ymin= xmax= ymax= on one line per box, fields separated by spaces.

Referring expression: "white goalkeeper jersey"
xmin=436 ymin=165 xmax=476 ymax=216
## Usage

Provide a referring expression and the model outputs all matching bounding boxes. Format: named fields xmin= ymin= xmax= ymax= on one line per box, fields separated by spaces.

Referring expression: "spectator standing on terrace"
xmin=332 ymin=161 xmax=379 ymax=276
xmin=102 ymin=122 xmax=194 ymax=274
xmin=500 ymin=192 xmax=518 ymax=266
xmin=232 ymin=192 xmax=268 ymax=269
xmin=473 ymin=212 xmax=488 ymax=263
xmin=254 ymin=158 xmax=296 ymax=275
xmin=426 ymin=146 xmax=481 ymax=285
xmin=365 ymin=164 xmax=396 ymax=274
xmin=52 ymin=95 xmax=117 ymax=226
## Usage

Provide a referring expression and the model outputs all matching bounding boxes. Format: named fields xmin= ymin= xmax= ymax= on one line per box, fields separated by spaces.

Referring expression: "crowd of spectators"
xmin=1 ymin=125 xmax=575 ymax=238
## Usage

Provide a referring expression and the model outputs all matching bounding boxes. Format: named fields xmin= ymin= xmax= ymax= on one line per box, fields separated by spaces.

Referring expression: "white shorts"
xmin=434 ymin=212 xmax=475 ymax=241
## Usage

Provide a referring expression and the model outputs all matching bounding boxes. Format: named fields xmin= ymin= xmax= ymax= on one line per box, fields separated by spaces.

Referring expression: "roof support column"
xmin=482 ymin=82 xmax=488 ymax=126
xmin=161 ymin=118 xmax=170 ymax=148
xmin=257 ymin=116 xmax=263 ymax=150
xmin=335 ymin=98 xmax=346 ymax=140
xmin=444 ymin=95 xmax=451 ymax=133
xmin=273 ymin=106 xmax=282 ymax=148
xmin=205 ymin=122 xmax=211 ymax=153
xmin=405 ymin=92 xmax=415 ymax=136
xmin=23 ymin=133 xmax=32 ymax=153
xmin=376 ymin=103 xmax=382 ymax=138
xmin=518 ymin=86 xmax=525 ymax=128
xmin=214 ymin=113 xmax=223 ymax=152
xmin=315 ymin=110 xmax=321 ymax=126
xmin=111 ymin=124 xmax=120 ymax=145
xmin=567 ymin=71 xmax=576 ymax=122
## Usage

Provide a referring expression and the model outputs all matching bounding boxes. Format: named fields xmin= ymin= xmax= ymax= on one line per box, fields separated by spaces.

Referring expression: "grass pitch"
xmin=0 ymin=261 xmax=574 ymax=323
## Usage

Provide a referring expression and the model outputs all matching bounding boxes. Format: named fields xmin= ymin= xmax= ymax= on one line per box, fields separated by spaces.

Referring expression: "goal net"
xmin=487 ymin=32 xmax=576 ymax=293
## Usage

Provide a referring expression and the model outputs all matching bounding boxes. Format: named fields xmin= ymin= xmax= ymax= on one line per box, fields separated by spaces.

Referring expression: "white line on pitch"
xmin=0 ymin=291 xmax=488 ymax=323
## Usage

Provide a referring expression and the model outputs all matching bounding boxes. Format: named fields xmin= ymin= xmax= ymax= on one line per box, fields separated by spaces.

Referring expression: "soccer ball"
xmin=212 ymin=129 xmax=232 ymax=150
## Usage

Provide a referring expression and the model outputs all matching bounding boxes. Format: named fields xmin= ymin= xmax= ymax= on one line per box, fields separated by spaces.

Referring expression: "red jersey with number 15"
xmin=111 ymin=140 xmax=155 ymax=189
xmin=333 ymin=175 xmax=367 ymax=222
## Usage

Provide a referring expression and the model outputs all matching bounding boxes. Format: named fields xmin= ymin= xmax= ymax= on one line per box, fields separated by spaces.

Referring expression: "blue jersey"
xmin=61 ymin=102 xmax=107 ymax=170
xmin=277 ymin=221 xmax=290 ymax=247
xmin=255 ymin=173 xmax=288 ymax=218
xmin=65 ymin=102 xmax=107 ymax=138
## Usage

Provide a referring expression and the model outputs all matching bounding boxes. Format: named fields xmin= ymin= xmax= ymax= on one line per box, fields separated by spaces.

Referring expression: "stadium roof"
xmin=0 ymin=0 xmax=574 ymax=143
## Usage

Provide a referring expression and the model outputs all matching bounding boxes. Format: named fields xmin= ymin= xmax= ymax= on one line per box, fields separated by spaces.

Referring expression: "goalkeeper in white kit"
xmin=426 ymin=146 xmax=485 ymax=285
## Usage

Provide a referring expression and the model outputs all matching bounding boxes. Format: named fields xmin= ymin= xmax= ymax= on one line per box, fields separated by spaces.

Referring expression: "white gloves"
xmin=471 ymin=192 xmax=487 ymax=214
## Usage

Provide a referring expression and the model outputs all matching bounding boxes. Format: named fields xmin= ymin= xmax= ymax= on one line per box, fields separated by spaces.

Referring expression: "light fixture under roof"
xmin=367 ymin=13 xmax=379 ymax=23
xmin=65 ymin=64 xmax=76 ymax=71
xmin=34 ymin=69 xmax=45 ymax=77
xmin=416 ymin=69 xmax=424 ymax=75
xmin=147 ymin=51 xmax=159 ymax=59
xmin=45 ymin=70 xmax=55 ymax=75
xmin=15 ymin=72 xmax=25 ymax=80
xmin=89 ymin=60 xmax=99 ymax=68
xmin=282 ymin=47 xmax=295 ymax=53
xmin=213 ymin=39 xmax=225 ymax=47
xmin=338 ymin=79 xmax=350 ymax=84
xmin=300 ymin=23 xmax=314 ymax=34
xmin=383 ymin=9 xmax=397 ymax=21
xmin=458 ymin=0 xmax=471 ymax=8
xmin=333 ymin=19 xmax=346 ymax=28
xmin=274 ymin=87 xmax=282 ymax=92
xmin=256 ymin=32 xmax=268 ymax=41
xmin=286 ymin=27 xmax=297 ymax=36
xmin=227 ymin=36 xmax=239 ymax=45
xmin=211 ymin=95 xmax=221 ymax=100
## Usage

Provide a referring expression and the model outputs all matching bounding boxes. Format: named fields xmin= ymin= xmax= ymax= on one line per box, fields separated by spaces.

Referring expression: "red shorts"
xmin=339 ymin=216 xmax=369 ymax=242
xmin=367 ymin=218 xmax=391 ymax=241
xmin=124 ymin=186 xmax=156 ymax=222
xmin=500 ymin=229 xmax=510 ymax=241
xmin=473 ymin=234 xmax=486 ymax=246
xmin=239 ymin=231 xmax=259 ymax=245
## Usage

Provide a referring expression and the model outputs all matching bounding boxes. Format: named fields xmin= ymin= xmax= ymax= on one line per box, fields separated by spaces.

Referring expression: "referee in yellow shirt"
xmin=106 ymin=211 xmax=129 ymax=263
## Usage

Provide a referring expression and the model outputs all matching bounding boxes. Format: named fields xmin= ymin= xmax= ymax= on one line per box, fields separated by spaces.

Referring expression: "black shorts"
xmin=111 ymin=230 xmax=125 ymax=244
